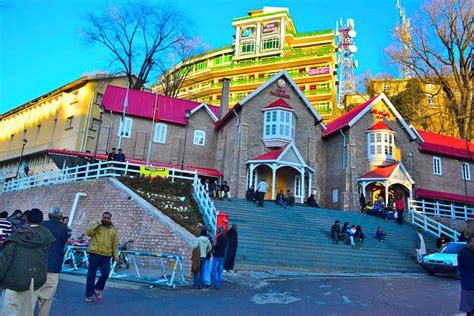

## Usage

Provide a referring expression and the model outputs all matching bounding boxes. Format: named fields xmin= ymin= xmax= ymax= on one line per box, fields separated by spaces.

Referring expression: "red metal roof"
xmin=417 ymin=131 xmax=474 ymax=161
xmin=47 ymin=149 xmax=222 ymax=177
xmin=249 ymin=144 xmax=288 ymax=161
xmin=415 ymin=188 xmax=474 ymax=204
xmin=322 ymin=96 xmax=378 ymax=138
xmin=358 ymin=163 xmax=398 ymax=179
xmin=264 ymin=98 xmax=293 ymax=110
xmin=101 ymin=86 xmax=218 ymax=125
xmin=367 ymin=121 xmax=393 ymax=131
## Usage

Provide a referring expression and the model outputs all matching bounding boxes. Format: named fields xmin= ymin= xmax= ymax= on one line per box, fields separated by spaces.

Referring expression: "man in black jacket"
xmin=211 ymin=226 xmax=227 ymax=289
xmin=37 ymin=207 xmax=69 ymax=316
xmin=0 ymin=208 xmax=55 ymax=316
xmin=458 ymin=235 xmax=474 ymax=316
xmin=224 ymin=224 xmax=238 ymax=273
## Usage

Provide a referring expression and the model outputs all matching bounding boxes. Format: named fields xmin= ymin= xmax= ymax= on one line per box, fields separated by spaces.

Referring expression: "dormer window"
xmin=262 ymin=99 xmax=294 ymax=148
xmin=366 ymin=122 xmax=395 ymax=165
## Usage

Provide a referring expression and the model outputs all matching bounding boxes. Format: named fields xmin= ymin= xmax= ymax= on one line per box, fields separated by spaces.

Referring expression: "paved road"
xmin=0 ymin=272 xmax=459 ymax=316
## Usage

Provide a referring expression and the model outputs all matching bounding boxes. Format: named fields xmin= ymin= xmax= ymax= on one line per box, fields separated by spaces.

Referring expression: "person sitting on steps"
xmin=285 ymin=190 xmax=295 ymax=207
xmin=219 ymin=181 xmax=231 ymax=201
xmin=375 ymin=227 xmax=387 ymax=241
xmin=354 ymin=225 xmax=365 ymax=249
xmin=306 ymin=194 xmax=319 ymax=208
xmin=330 ymin=220 xmax=342 ymax=244
xmin=276 ymin=190 xmax=287 ymax=208
xmin=245 ymin=185 xmax=256 ymax=202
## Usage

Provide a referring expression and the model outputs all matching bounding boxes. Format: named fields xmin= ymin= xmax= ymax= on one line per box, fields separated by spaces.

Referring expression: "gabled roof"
xmin=215 ymin=70 xmax=323 ymax=129
xmin=102 ymin=85 xmax=219 ymax=125
xmin=358 ymin=162 xmax=414 ymax=184
xmin=367 ymin=121 xmax=393 ymax=131
xmin=415 ymin=188 xmax=474 ymax=204
xmin=249 ymin=144 xmax=289 ymax=161
xmin=46 ymin=149 xmax=222 ymax=177
xmin=264 ymin=98 xmax=293 ymax=110
xmin=417 ymin=130 xmax=474 ymax=161
xmin=321 ymin=94 xmax=417 ymax=140
xmin=358 ymin=163 xmax=399 ymax=179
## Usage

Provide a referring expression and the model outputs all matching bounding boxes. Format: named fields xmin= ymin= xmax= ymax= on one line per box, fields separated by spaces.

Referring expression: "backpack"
xmin=191 ymin=246 xmax=201 ymax=274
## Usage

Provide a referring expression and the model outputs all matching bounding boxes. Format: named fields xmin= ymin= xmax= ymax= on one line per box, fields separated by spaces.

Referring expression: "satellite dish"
xmin=353 ymin=60 xmax=359 ymax=68
xmin=348 ymin=30 xmax=357 ymax=38
xmin=349 ymin=45 xmax=358 ymax=53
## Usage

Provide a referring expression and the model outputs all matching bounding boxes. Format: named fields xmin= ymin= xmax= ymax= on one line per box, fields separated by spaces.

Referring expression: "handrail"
xmin=409 ymin=199 xmax=473 ymax=221
xmin=409 ymin=210 xmax=460 ymax=241
xmin=3 ymin=161 xmax=197 ymax=193
xmin=192 ymin=175 xmax=218 ymax=237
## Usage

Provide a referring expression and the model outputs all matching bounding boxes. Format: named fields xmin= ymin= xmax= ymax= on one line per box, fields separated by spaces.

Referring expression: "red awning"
xmin=415 ymin=188 xmax=474 ymax=204
xmin=47 ymin=149 xmax=222 ymax=177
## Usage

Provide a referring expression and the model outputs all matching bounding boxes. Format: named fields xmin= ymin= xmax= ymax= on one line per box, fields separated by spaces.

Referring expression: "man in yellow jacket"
xmin=84 ymin=212 xmax=119 ymax=303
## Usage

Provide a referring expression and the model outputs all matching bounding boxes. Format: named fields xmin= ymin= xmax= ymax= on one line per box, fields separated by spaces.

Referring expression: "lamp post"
xmin=93 ymin=105 xmax=105 ymax=161
xmin=16 ymin=138 xmax=28 ymax=178
xmin=181 ymin=110 xmax=191 ymax=170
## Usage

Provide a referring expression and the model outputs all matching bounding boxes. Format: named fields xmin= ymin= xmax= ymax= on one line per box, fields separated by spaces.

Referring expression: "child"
xmin=375 ymin=227 xmax=387 ymax=241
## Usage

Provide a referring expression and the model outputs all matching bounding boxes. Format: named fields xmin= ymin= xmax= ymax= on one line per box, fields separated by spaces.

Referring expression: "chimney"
xmin=219 ymin=78 xmax=230 ymax=119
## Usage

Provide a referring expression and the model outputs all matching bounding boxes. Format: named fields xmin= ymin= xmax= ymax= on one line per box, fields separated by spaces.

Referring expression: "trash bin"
xmin=216 ymin=211 xmax=229 ymax=238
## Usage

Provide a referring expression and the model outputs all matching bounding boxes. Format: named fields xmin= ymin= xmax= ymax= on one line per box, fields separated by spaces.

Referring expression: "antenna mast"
xmin=396 ymin=0 xmax=413 ymax=78
xmin=336 ymin=18 xmax=358 ymax=109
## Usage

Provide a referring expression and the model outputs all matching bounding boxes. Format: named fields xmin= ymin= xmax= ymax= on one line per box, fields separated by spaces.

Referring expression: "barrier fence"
xmin=408 ymin=199 xmax=473 ymax=221
xmin=3 ymin=161 xmax=197 ymax=192
xmin=62 ymin=245 xmax=187 ymax=288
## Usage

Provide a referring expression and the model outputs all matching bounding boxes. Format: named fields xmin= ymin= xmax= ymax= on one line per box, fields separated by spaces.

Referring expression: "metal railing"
xmin=192 ymin=176 xmax=218 ymax=237
xmin=3 ymin=161 xmax=197 ymax=193
xmin=409 ymin=199 xmax=473 ymax=221
xmin=409 ymin=210 xmax=461 ymax=241
xmin=62 ymin=245 xmax=186 ymax=288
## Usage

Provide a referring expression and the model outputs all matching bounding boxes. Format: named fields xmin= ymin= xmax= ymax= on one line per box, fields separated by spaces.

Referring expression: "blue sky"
xmin=0 ymin=0 xmax=420 ymax=113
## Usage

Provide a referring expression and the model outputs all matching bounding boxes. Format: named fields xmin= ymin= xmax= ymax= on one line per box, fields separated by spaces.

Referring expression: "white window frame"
xmin=383 ymin=83 xmax=390 ymax=93
xmin=193 ymin=130 xmax=206 ymax=146
xmin=367 ymin=131 xmax=395 ymax=162
xmin=263 ymin=110 xmax=293 ymax=141
xmin=428 ymin=95 xmax=435 ymax=107
xmin=94 ymin=92 xmax=103 ymax=104
xmin=118 ymin=117 xmax=133 ymax=138
xmin=153 ymin=123 xmax=167 ymax=144
xmin=332 ymin=188 xmax=339 ymax=203
xmin=462 ymin=163 xmax=471 ymax=181
xmin=433 ymin=157 xmax=442 ymax=175
xmin=294 ymin=175 xmax=301 ymax=197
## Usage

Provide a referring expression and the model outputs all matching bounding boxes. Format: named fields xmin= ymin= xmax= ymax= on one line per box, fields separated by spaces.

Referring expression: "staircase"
xmin=214 ymin=199 xmax=436 ymax=273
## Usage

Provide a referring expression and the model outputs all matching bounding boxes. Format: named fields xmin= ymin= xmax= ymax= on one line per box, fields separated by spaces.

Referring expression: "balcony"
xmin=304 ymin=88 xmax=332 ymax=96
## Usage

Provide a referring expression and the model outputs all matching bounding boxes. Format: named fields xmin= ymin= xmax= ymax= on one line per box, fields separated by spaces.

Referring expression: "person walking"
xmin=256 ymin=179 xmax=267 ymax=207
xmin=395 ymin=194 xmax=405 ymax=225
xmin=0 ymin=208 xmax=55 ymax=316
xmin=212 ymin=227 xmax=228 ymax=289
xmin=193 ymin=229 xmax=212 ymax=289
xmin=37 ymin=207 xmax=69 ymax=316
xmin=412 ymin=227 xmax=427 ymax=263
xmin=458 ymin=235 xmax=474 ymax=316
xmin=224 ymin=224 xmax=238 ymax=273
xmin=0 ymin=211 xmax=13 ymax=248
xmin=84 ymin=212 xmax=119 ymax=303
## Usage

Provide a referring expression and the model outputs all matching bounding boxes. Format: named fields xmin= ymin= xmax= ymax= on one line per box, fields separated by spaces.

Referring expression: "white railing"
xmin=192 ymin=175 xmax=218 ymax=237
xmin=409 ymin=199 xmax=473 ymax=221
xmin=409 ymin=210 xmax=461 ymax=241
xmin=3 ymin=161 xmax=197 ymax=193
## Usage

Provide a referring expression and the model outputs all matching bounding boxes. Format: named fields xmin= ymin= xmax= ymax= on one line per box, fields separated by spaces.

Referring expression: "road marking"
xmin=342 ymin=296 xmax=352 ymax=304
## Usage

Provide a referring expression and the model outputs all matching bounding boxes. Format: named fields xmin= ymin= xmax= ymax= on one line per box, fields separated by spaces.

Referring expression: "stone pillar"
xmin=307 ymin=173 xmax=312 ymax=198
xmin=271 ymin=164 xmax=277 ymax=200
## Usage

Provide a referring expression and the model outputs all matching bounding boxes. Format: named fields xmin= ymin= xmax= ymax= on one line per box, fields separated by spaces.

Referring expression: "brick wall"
xmin=0 ymin=178 xmax=195 ymax=274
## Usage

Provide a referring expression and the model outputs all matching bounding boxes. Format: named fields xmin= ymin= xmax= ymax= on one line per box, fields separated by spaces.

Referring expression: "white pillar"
xmin=256 ymin=24 xmax=261 ymax=54
xmin=271 ymin=165 xmax=277 ymax=200
xmin=249 ymin=164 xmax=255 ymax=188
xmin=300 ymin=168 xmax=305 ymax=203
xmin=235 ymin=26 xmax=241 ymax=57
xmin=307 ymin=173 xmax=312 ymax=198
xmin=385 ymin=182 xmax=389 ymax=206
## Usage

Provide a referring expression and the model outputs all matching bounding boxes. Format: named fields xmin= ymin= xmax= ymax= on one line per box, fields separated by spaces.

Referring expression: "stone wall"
xmin=0 ymin=178 xmax=195 ymax=274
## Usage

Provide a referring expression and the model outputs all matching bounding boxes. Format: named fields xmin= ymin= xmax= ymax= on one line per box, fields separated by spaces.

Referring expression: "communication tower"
xmin=336 ymin=18 xmax=358 ymax=109
xmin=396 ymin=0 xmax=413 ymax=78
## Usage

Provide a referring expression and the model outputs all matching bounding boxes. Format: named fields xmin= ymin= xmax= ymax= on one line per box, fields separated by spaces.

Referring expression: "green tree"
xmin=390 ymin=78 xmax=424 ymax=125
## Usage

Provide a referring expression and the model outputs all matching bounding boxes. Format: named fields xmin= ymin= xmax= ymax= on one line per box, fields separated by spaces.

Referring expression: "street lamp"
xmin=180 ymin=110 xmax=192 ymax=170
xmin=93 ymin=105 xmax=105 ymax=161
xmin=16 ymin=138 xmax=28 ymax=178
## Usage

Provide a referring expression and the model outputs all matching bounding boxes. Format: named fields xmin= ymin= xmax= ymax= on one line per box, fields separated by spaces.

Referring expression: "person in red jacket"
xmin=395 ymin=194 xmax=405 ymax=225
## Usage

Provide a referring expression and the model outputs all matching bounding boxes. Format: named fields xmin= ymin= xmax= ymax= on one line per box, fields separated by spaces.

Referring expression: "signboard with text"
xmin=140 ymin=166 xmax=170 ymax=178
xmin=262 ymin=22 xmax=280 ymax=34
xmin=308 ymin=67 xmax=330 ymax=76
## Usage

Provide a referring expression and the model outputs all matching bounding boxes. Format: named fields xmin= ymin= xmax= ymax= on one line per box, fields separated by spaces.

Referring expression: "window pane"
xmin=370 ymin=145 xmax=375 ymax=155
xmin=376 ymin=145 xmax=382 ymax=154
xmin=376 ymin=133 xmax=381 ymax=142
xmin=266 ymin=112 xmax=271 ymax=121
xmin=272 ymin=111 xmax=277 ymax=121
xmin=286 ymin=112 xmax=290 ymax=123
xmin=271 ymin=124 xmax=276 ymax=135
xmin=279 ymin=125 xmax=284 ymax=135
xmin=369 ymin=134 xmax=375 ymax=143
xmin=285 ymin=125 xmax=290 ymax=136
xmin=265 ymin=125 xmax=270 ymax=136
xmin=279 ymin=111 xmax=284 ymax=122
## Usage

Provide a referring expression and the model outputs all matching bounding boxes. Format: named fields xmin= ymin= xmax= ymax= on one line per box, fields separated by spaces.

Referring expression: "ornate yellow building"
xmin=0 ymin=75 xmax=128 ymax=178
xmin=156 ymin=7 xmax=339 ymax=119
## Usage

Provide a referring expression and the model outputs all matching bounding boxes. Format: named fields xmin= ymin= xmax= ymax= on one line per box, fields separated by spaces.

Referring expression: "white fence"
xmin=2 ymin=161 xmax=196 ymax=192
xmin=408 ymin=199 xmax=473 ymax=221
xmin=2 ymin=160 xmax=218 ymax=239
xmin=409 ymin=210 xmax=461 ymax=241
xmin=192 ymin=176 xmax=218 ymax=237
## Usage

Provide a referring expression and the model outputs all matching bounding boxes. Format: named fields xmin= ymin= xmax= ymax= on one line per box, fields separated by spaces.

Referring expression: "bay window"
xmin=263 ymin=109 xmax=294 ymax=147
xmin=367 ymin=131 xmax=395 ymax=163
